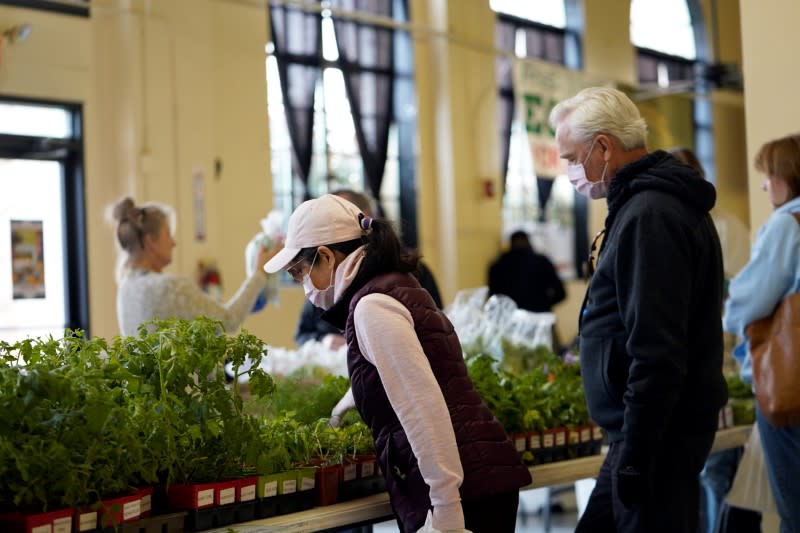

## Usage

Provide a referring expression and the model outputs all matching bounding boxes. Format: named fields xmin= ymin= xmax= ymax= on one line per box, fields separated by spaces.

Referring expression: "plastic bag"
xmin=726 ymin=426 xmax=777 ymax=514
xmin=445 ymin=286 xmax=555 ymax=359
xmin=245 ymin=209 xmax=284 ymax=312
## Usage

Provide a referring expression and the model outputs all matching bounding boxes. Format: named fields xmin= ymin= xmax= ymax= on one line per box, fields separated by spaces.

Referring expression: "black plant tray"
xmin=338 ymin=476 xmax=387 ymax=502
xmin=274 ymin=491 xmax=315 ymax=516
xmin=94 ymin=511 xmax=187 ymax=533
xmin=183 ymin=503 xmax=237 ymax=532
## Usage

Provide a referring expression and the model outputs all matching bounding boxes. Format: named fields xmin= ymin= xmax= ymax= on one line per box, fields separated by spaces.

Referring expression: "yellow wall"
xmin=740 ymin=0 xmax=800 ymax=238
xmin=0 ymin=0 xmax=754 ymax=349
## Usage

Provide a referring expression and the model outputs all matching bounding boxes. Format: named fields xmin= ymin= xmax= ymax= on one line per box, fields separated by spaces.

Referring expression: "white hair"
xmin=549 ymin=87 xmax=648 ymax=150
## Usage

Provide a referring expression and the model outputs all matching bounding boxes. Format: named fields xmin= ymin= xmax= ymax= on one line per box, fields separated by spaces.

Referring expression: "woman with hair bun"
xmin=111 ymin=197 xmax=281 ymax=336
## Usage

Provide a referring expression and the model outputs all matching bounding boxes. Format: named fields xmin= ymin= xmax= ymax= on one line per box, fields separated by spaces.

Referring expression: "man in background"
xmin=488 ymin=230 xmax=565 ymax=313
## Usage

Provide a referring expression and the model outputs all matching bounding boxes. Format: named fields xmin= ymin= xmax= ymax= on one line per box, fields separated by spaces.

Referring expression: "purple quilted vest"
xmin=345 ymin=272 xmax=532 ymax=532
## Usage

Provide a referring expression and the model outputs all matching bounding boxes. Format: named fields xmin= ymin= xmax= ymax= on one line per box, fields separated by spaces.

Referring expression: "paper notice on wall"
xmin=10 ymin=219 xmax=45 ymax=299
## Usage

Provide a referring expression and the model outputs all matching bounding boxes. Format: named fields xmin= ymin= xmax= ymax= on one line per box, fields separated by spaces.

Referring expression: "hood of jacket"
xmin=606 ymin=150 xmax=716 ymax=225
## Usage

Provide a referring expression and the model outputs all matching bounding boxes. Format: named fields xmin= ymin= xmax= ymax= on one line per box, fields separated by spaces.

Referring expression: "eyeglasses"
xmin=286 ymin=250 xmax=320 ymax=282
xmin=587 ymin=229 xmax=606 ymax=277
xmin=286 ymin=257 xmax=310 ymax=282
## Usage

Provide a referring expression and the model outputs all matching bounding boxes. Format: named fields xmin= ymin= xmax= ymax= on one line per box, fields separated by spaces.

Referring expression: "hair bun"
xmin=113 ymin=197 xmax=138 ymax=222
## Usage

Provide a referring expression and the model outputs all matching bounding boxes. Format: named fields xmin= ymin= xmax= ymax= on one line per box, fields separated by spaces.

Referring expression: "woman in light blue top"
xmin=723 ymin=133 xmax=800 ymax=533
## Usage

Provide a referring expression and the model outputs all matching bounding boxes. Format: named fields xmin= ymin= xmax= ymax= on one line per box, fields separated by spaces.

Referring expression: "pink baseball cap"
xmin=264 ymin=194 xmax=365 ymax=274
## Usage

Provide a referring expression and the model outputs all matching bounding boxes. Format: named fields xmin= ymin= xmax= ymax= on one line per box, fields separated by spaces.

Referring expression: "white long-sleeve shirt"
xmin=353 ymin=293 xmax=465 ymax=531
xmin=116 ymin=269 xmax=267 ymax=336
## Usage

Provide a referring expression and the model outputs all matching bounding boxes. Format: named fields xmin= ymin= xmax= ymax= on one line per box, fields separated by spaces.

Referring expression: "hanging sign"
xmin=513 ymin=59 xmax=608 ymax=178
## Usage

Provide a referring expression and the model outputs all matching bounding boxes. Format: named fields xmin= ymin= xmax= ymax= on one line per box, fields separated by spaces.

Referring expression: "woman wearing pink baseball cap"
xmin=265 ymin=194 xmax=531 ymax=533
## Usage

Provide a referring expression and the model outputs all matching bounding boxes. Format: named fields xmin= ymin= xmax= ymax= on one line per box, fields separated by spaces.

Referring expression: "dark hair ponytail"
xmin=359 ymin=218 xmax=418 ymax=278
xmin=293 ymin=216 xmax=418 ymax=279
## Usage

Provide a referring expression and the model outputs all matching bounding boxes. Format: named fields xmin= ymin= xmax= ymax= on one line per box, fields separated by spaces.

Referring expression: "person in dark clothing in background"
xmin=549 ymin=87 xmax=728 ymax=533
xmin=294 ymin=189 xmax=442 ymax=349
xmin=488 ymin=230 xmax=566 ymax=313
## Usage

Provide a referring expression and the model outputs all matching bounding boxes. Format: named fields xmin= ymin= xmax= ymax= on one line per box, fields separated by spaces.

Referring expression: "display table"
xmin=209 ymin=426 xmax=751 ymax=533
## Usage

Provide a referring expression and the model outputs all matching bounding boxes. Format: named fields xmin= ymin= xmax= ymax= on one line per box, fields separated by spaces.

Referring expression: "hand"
xmin=322 ymin=333 xmax=346 ymax=350
xmin=256 ymin=238 xmax=284 ymax=274
xmin=615 ymin=465 xmax=647 ymax=508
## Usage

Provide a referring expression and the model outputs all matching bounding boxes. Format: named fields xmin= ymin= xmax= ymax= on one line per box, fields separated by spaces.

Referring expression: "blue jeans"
xmin=699 ymin=448 xmax=743 ymax=533
xmin=756 ymin=407 xmax=800 ymax=533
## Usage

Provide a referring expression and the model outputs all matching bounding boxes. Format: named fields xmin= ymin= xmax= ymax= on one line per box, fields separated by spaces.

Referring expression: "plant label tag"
xmin=529 ymin=434 xmax=541 ymax=449
xmin=301 ymin=477 xmax=315 ymax=491
xmin=514 ymin=436 xmax=526 ymax=452
xmin=555 ymin=431 xmax=566 ymax=447
xmin=263 ymin=481 xmax=278 ymax=498
xmin=140 ymin=494 xmax=151 ymax=513
xmin=123 ymin=499 xmax=141 ymax=521
xmin=197 ymin=489 xmax=214 ymax=507
xmin=580 ymin=428 xmax=591 ymax=442
xmin=79 ymin=511 xmax=98 ymax=531
xmin=343 ymin=464 xmax=357 ymax=481
xmin=219 ymin=487 xmax=235 ymax=506
xmin=240 ymin=484 xmax=256 ymax=502
xmin=282 ymin=479 xmax=297 ymax=494
xmin=568 ymin=429 xmax=580 ymax=444
xmin=53 ymin=517 xmax=71 ymax=533
xmin=543 ymin=433 xmax=554 ymax=448
xmin=32 ymin=526 xmax=50 ymax=533
xmin=592 ymin=426 xmax=603 ymax=441
xmin=361 ymin=462 xmax=375 ymax=477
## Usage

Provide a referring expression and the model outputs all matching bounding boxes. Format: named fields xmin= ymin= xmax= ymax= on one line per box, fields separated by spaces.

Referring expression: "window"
xmin=490 ymin=0 xmax=566 ymax=29
xmin=0 ymin=0 xmax=89 ymax=17
xmin=630 ymin=0 xmax=714 ymax=182
xmin=494 ymin=0 xmax=581 ymax=279
xmin=631 ymin=0 xmax=696 ymax=59
xmin=267 ymin=6 xmax=403 ymax=226
xmin=0 ymin=99 xmax=88 ymax=343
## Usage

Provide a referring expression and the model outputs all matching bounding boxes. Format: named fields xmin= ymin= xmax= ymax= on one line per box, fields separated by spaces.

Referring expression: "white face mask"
xmin=567 ymin=139 xmax=609 ymax=199
xmin=302 ymin=251 xmax=336 ymax=310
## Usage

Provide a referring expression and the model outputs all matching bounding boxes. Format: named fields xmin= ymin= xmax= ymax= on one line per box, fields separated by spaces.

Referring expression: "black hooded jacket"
xmin=579 ymin=150 xmax=728 ymax=468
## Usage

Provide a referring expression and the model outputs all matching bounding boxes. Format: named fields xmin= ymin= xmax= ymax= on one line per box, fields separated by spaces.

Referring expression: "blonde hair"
xmin=107 ymin=197 xmax=175 ymax=282
xmin=549 ymin=87 xmax=648 ymax=150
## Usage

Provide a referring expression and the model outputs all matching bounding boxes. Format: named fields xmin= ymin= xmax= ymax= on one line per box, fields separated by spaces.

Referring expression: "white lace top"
xmin=116 ymin=269 xmax=267 ymax=336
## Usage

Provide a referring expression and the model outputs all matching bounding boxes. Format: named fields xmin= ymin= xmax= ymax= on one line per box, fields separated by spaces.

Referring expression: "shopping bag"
xmin=726 ymin=426 xmax=777 ymax=514
xmin=745 ymin=212 xmax=800 ymax=427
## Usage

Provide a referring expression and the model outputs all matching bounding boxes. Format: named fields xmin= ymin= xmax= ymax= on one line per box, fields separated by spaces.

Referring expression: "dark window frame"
xmin=0 ymin=94 xmax=89 ymax=334
xmin=0 ymin=0 xmax=89 ymax=17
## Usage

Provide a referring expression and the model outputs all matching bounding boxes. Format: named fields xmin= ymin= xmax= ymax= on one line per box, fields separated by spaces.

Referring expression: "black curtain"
xmin=330 ymin=0 xmax=395 ymax=214
xmin=269 ymin=1 xmax=322 ymax=198
xmin=536 ymin=177 xmax=555 ymax=222
xmin=496 ymin=18 xmax=516 ymax=190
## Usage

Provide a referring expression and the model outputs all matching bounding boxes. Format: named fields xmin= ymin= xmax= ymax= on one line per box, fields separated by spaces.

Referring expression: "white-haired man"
xmin=549 ymin=87 xmax=727 ymax=533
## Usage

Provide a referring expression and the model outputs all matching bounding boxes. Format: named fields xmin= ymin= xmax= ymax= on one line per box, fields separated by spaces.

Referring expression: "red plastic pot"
xmin=237 ymin=476 xmax=259 ymax=503
xmin=167 ymin=481 xmax=217 ymax=511
xmin=315 ymin=464 xmax=342 ymax=507
xmin=97 ymin=492 xmax=142 ymax=528
xmin=0 ymin=508 xmax=72 ymax=533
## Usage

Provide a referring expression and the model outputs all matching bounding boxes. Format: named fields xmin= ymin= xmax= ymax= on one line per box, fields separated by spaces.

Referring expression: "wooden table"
xmin=210 ymin=426 xmax=751 ymax=533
